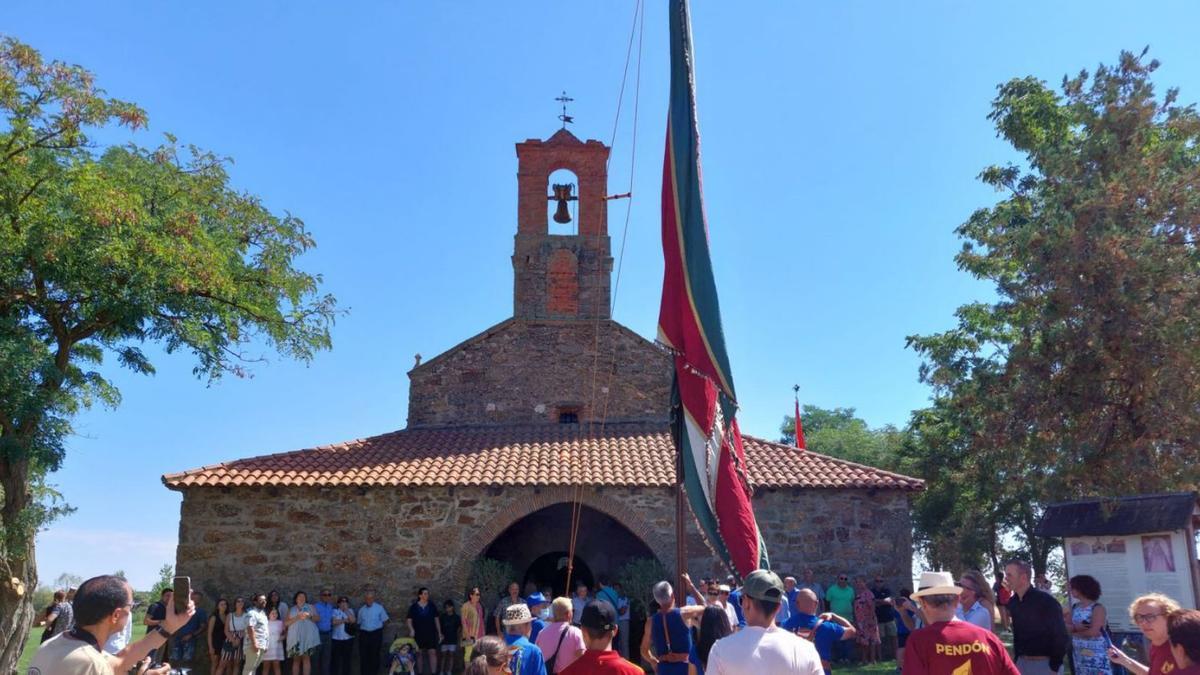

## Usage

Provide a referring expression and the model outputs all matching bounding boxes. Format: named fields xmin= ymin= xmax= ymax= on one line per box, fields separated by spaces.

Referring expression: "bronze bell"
xmin=550 ymin=183 xmax=576 ymax=224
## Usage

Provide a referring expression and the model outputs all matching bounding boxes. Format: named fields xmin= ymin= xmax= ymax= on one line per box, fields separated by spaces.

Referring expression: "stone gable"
xmin=407 ymin=319 xmax=671 ymax=427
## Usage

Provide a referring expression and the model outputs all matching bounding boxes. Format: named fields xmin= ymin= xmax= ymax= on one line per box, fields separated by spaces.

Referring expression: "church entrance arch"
xmin=522 ymin=552 xmax=594 ymax=599
xmin=481 ymin=502 xmax=657 ymax=598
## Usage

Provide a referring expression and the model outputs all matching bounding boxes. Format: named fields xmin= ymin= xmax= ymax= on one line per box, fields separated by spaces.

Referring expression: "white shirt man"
xmin=31 ymin=574 xmax=194 ymax=675
xmin=717 ymin=585 xmax=738 ymax=632
xmin=706 ymin=570 xmax=824 ymax=675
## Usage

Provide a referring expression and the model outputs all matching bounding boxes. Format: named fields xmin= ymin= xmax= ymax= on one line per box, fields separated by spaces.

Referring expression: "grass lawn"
xmin=18 ymin=624 xmax=149 ymax=674
xmin=839 ymin=661 xmax=902 ymax=675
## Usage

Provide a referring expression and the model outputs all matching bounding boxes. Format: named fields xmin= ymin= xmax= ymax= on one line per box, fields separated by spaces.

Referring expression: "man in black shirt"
xmin=145 ymin=588 xmax=173 ymax=663
xmin=872 ymin=576 xmax=897 ymax=660
xmin=1004 ymin=559 xmax=1069 ymax=675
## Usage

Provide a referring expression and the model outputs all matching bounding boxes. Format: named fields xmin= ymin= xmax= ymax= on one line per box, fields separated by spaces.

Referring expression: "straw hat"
xmin=911 ymin=571 xmax=963 ymax=598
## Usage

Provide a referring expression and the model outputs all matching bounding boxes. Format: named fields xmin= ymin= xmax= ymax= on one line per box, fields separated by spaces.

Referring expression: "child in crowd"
xmin=388 ymin=637 xmax=416 ymax=675
xmin=263 ymin=607 xmax=285 ymax=675
xmin=438 ymin=601 xmax=460 ymax=675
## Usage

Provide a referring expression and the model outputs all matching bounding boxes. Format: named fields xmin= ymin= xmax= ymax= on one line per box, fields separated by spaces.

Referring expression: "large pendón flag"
xmin=658 ymin=0 xmax=768 ymax=577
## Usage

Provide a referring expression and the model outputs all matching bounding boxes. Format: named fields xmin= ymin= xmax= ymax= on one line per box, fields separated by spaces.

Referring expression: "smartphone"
xmin=173 ymin=576 xmax=191 ymax=615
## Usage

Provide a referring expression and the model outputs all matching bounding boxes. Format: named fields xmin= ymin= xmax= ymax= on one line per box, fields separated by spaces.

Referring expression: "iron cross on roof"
xmin=556 ymin=91 xmax=574 ymax=128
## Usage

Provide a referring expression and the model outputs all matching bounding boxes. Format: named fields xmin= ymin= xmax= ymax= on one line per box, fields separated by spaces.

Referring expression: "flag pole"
xmin=676 ymin=434 xmax=687 ymax=605
xmin=793 ymin=384 xmax=800 ymax=448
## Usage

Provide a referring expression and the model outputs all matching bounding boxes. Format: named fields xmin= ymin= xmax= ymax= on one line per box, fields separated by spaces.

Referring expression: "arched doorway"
xmin=523 ymin=552 xmax=593 ymax=599
xmin=482 ymin=502 xmax=656 ymax=597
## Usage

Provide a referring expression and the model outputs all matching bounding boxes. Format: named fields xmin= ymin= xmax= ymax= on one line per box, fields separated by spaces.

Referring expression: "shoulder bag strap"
xmin=662 ymin=611 xmax=673 ymax=653
xmin=544 ymin=625 xmax=571 ymax=672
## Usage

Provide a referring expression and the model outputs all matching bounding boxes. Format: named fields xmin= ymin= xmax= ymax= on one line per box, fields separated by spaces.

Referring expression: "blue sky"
xmin=5 ymin=1 xmax=1200 ymax=590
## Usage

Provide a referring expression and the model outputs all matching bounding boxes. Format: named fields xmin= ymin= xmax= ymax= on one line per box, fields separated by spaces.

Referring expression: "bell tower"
xmin=513 ymin=128 xmax=613 ymax=320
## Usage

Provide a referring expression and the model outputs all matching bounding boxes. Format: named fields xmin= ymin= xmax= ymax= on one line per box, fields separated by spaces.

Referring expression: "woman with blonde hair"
xmin=464 ymin=635 xmax=510 ymax=675
xmin=1108 ymin=593 xmax=1183 ymax=675
xmin=956 ymin=570 xmax=996 ymax=631
xmin=963 ymin=571 xmax=996 ymax=612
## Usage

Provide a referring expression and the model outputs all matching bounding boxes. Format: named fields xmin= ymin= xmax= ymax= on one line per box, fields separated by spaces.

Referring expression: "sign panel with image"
xmin=1064 ymin=531 xmax=1196 ymax=632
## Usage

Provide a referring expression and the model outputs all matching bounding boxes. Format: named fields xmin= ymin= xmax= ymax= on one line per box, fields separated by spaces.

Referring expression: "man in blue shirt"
xmin=357 ymin=588 xmax=389 ymax=675
xmin=502 ymin=603 xmax=548 ymax=675
xmin=726 ymin=576 xmax=747 ymax=629
xmin=596 ymin=578 xmax=620 ymax=611
xmin=778 ymin=576 xmax=800 ymax=625
xmin=526 ymin=593 xmax=549 ymax=643
xmin=783 ymin=589 xmax=857 ymax=675
xmin=315 ymin=588 xmax=335 ymax=675
xmin=614 ymin=583 xmax=631 ymax=659
xmin=171 ymin=591 xmax=208 ymax=665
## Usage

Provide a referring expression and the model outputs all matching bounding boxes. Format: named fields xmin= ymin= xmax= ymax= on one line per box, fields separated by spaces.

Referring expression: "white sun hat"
xmin=911 ymin=571 xmax=964 ymax=599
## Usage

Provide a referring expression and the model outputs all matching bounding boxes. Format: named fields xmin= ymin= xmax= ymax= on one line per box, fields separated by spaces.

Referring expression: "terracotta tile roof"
xmin=161 ymin=422 xmax=923 ymax=491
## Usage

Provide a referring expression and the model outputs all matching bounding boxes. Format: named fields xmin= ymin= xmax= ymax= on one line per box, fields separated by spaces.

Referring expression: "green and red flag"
xmin=658 ymin=0 xmax=768 ymax=577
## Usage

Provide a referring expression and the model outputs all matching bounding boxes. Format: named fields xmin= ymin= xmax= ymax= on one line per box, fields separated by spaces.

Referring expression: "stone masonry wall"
xmin=175 ymin=484 xmax=913 ymax=611
xmin=750 ymin=488 xmax=915 ymax=592
xmin=175 ymin=484 xmax=678 ymax=608
xmin=407 ymin=319 xmax=671 ymax=427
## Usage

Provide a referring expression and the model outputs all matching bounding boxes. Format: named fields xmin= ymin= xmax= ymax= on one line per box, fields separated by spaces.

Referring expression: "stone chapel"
xmin=164 ymin=126 xmax=922 ymax=609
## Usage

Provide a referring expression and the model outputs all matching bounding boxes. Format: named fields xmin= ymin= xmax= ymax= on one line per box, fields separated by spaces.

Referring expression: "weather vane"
xmin=556 ymin=91 xmax=574 ymax=128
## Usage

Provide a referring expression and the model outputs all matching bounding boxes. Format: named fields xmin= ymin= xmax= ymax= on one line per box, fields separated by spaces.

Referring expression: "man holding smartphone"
xmin=144 ymin=589 xmax=173 ymax=664
xmin=30 ymin=574 xmax=195 ymax=675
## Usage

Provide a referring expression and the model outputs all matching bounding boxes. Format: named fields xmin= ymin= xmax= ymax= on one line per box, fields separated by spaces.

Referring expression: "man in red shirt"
xmin=560 ymin=600 xmax=642 ymax=675
xmin=903 ymin=571 xmax=1020 ymax=675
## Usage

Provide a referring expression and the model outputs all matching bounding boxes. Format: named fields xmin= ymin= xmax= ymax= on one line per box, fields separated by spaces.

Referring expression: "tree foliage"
xmin=0 ymin=36 xmax=338 ymax=670
xmin=149 ymin=564 xmax=174 ymax=597
xmin=51 ymin=572 xmax=81 ymax=592
xmin=905 ymin=48 xmax=1200 ymax=576
xmin=467 ymin=557 xmax=516 ymax=606
xmin=614 ymin=557 xmax=667 ymax=620
xmin=780 ymin=405 xmax=903 ymax=470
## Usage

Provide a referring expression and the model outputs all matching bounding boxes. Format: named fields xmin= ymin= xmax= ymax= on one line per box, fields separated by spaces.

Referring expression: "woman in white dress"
xmin=262 ymin=606 xmax=285 ymax=675
xmin=286 ymin=590 xmax=321 ymax=675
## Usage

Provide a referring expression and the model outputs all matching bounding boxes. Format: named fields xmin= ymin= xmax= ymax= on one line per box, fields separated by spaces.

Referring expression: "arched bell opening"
xmin=547 ymin=168 xmax=580 ymax=235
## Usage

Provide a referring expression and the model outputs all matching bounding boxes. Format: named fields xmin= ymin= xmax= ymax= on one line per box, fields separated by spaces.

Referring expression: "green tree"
xmin=614 ymin=557 xmax=667 ymax=620
xmin=780 ymin=405 xmax=902 ymax=470
xmin=466 ymin=557 xmax=515 ymax=607
xmin=150 ymin=564 xmax=173 ymax=597
xmin=0 ymin=38 xmax=337 ymax=668
xmin=906 ymin=48 xmax=1200 ymax=576
xmin=52 ymin=572 xmax=82 ymax=592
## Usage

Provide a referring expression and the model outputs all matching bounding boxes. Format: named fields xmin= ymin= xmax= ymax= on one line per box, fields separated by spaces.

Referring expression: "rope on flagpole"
xmin=565 ymin=0 xmax=645 ymax=597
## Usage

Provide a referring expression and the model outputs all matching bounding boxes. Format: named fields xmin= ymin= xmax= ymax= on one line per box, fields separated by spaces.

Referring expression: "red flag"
xmin=794 ymin=396 xmax=806 ymax=451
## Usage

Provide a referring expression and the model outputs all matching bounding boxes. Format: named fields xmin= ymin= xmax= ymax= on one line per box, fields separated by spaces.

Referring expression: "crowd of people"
xmin=28 ymin=561 xmax=1200 ymax=675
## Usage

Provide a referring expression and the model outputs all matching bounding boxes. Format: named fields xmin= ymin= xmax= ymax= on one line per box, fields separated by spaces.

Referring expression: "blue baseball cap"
xmin=525 ymin=592 xmax=548 ymax=607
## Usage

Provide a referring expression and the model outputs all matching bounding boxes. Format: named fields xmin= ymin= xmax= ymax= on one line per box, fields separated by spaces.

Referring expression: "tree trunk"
xmin=0 ymin=549 xmax=35 ymax=675
xmin=0 ymin=467 xmax=36 ymax=675
xmin=988 ymin=520 xmax=1001 ymax=576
